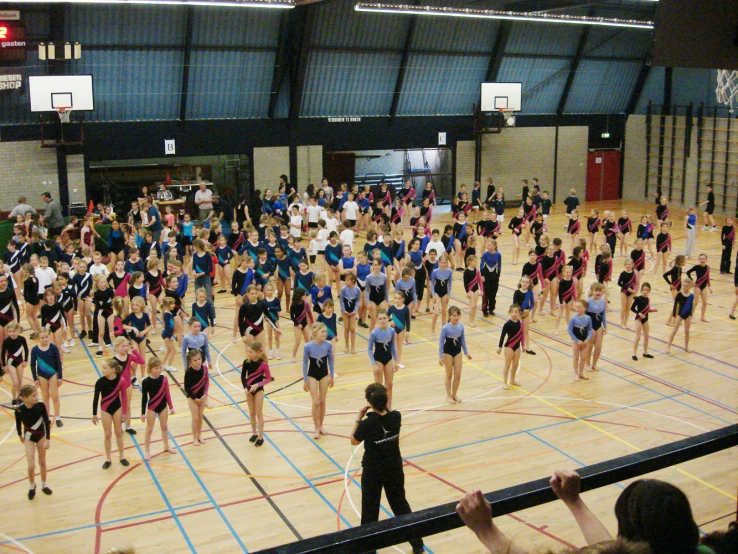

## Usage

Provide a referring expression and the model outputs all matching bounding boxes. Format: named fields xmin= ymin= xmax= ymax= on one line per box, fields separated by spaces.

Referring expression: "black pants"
xmin=415 ymin=268 xmax=426 ymax=302
xmin=361 ymin=466 xmax=424 ymax=553
xmin=482 ymin=271 xmax=499 ymax=313
xmin=721 ymin=243 xmax=732 ymax=273
xmin=606 ymin=235 xmax=617 ymax=255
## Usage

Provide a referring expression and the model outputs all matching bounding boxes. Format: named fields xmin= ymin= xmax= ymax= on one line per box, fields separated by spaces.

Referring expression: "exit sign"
xmin=601 ymin=132 xmax=611 ymax=138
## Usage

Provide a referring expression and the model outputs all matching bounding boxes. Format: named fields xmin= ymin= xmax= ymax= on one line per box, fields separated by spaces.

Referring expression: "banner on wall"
xmin=0 ymin=67 xmax=23 ymax=94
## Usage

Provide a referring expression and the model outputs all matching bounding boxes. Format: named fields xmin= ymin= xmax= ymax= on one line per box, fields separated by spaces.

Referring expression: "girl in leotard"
xmin=290 ymin=288 xmax=313 ymax=363
xmin=663 ymin=254 xmax=685 ymax=326
xmin=567 ymin=209 xmax=581 ymax=250
xmin=464 ymin=254 xmax=483 ymax=327
xmin=113 ymin=335 xmax=145 ymax=434
xmin=512 ymin=276 xmax=536 ymax=355
xmin=123 ymin=296 xmax=151 ymax=367
xmin=617 ymin=209 xmax=632 ymax=257
xmin=236 ymin=284 xmax=267 ymax=349
xmin=184 ymin=349 xmax=208 ymax=446
xmin=141 ymin=358 xmax=177 ymax=461
xmin=160 ymin=297 xmax=178 ymax=372
xmin=439 ymin=305 xmax=472 ymax=403
xmin=430 ymin=254 xmax=453 ymax=332
xmin=241 ymin=340 xmax=273 ymax=447
xmin=656 ymin=222 xmax=672 ymax=275
xmin=587 ymin=208 xmax=600 ymax=253
xmin=686 ymin=253 xmax=712 ymax=323
xmin=22 ymin=264 xmax=41 ymax=340
xmin=144 ymin=258 xmax=165 ymax=336
xmin=618 ymin=259 xmax=638 ymax=329
xmin=497 ymin=304 xmax=523 ymax=390
xmin=92 ymin=275 xmax=115 ymax=358
xmin=554 ymin=265 xmax=577 ymax=336
xmin=567 ymin=299 xmax=593 ymax=382
xmin=16 ymin=384 xmax=52 ymax=499
xmin=630 ymin=238 xmax=647 ymax=284
xmin=340 ymin=273 xmax=361 ymax=354
xmin=580 ymin=283 xmax=605 ymax=374
xmin=0 ymin=273 xmax=19 ymax=350
xmin=262 ymin=283 xmax=282 ymax=360
xmin=302 ymin=322 xmax=334 ymax=439
xmin=40 ymin=288 xmax=68 ymax=360
xmin=2 ymin=322 xmax=28 ymax=405
xmin=631 ymin=282 xmax=657 ymax=361
xmin=365 ymin=259 xmax=388 ymax=332
xmin=368 ymin=309 xmax=399 ymax=409
xmin=666 ymin=279 xmax=695 ymax=354
xmin=92 ymin=358 xmax=129 ymax=469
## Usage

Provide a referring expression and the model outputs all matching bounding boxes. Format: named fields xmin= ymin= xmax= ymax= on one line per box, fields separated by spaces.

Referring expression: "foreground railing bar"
xmin=254 ymin=424 xmax=738 ymax=554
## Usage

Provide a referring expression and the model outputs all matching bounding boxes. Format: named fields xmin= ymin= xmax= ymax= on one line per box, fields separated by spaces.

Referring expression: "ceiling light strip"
xmin=355 ymin=2 xmax=654 ymax=29
xmin=20 ymin=0 xmax=295 ymax=8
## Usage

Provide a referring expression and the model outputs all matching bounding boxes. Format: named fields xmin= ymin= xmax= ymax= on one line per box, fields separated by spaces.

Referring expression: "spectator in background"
xmin=41 ymin=192 xmax=65 ymax=238
xmin=321 ymin=178 xmax=334 ymax=205
xmin=156 ymin=183 xmax=173 ymax=202
xmin=142 ymin=197 xmax=163 ymax=243
xmin=210 ymin=195 xmax=232 ymax=237
xmin=194 ymin=182 xmax=213 ymax=222
xmin=8 ymin=196 xmax=36 ymax=219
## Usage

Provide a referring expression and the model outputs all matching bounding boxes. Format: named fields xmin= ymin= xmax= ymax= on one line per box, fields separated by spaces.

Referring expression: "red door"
xmin=586 ymin=150 xmax=621 ymax=202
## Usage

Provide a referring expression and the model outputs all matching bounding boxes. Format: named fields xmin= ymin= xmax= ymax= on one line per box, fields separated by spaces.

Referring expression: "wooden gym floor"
xmin=0 ymin=199 xmax=736 ymax=554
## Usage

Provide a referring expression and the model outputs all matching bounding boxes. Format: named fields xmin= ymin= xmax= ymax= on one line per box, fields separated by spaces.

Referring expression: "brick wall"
xmin=0 ymin=141 xmax=59 ymax=212
xmin=455 ymin=141 xmax=476 ymax=190
xmin=623 ymin=115 xmax=647 ymax=203
xmin=296 ymin=145 xmax=323 ymax=189
xmin=66 ymin=154 xmax=87 ymax=206
xmin=556 ymin=127 xmax=588 ymax=202
xmin=253 ymin=146 xmax=289 ymax=194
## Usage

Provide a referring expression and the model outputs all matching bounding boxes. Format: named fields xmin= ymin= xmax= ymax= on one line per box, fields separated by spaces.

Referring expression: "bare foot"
xmin=198 ymin=438 xmax=206 ymax=445
xmin=509 ymin=380 xmax=520 ymax=386
xmin=446 ymin=396 xmax=457 ymax=404
xmin=292 ymin=358 xmax=297 ymax=363
xmin=194 ymin=440 xmax=202 ymax=447
xmin=469 ymin=322 xmax=477 ymax=328
xmin=166 ymin=447 xmax=177 ymax=454
xmin=685 ymin=348 xmax=691 ymax=353
xmin=573 ymin=375 xmax=580 ymax=382
xmin=624 ymin=325 xmax=631 ymax=330
xmin=530 ymin=319 xmax=537 ymax=323
xmin=350 ymin=350 xmax=356 ymax=354
xmin=591 ymin=366 xmax=599 ymax=371
xmin=701 ymin=318 xmax=709 ymax=323
xmin=579 ymin=374 xmax=589 ymax=380
xmin=554 ymin=330 xmax=559 ymax=336
xmin=313 ymin=429 xmax=320 ymax=439
xmin=453 ymin=396 xmax=462 ymax=403
xmin=501 ymin=383 xmax=510 ymax=390
xmin=584 ymin=365 xmax=592 ymax=372
xmin=144 ymin=451 xmax=152 ymax=461
xmin=319 ymin=427 xmax=327 ymax=435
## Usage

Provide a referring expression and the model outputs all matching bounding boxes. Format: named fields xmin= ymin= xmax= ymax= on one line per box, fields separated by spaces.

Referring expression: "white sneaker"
xmin=62 ymin=341 xmax=69 ymax=348
xmin=150 ymin=329 xmax=157 ymax=335
xmin=62 ymin=347 xmax=71 ymax=354
xmin=711 ymin=226 xmax=718 ymax=231
xmin=397 ymin=363 xmax=405 ymax=369
xmin=90 ymin=341 xmax=99 ymax=346
xmin=702 ymin=226 xmax=709 ymax=231
xmin=167 ymin=365 xmax=178 ymax=372
xmin=276 ymin=350 xmax=282 ymax=360
xmin=105 ymin=343 xmax=112 ymax=349
xmin=268 ymin=351 xmax=273 ymax=360
xmin=69 ymin=339 xmax=76 ymax=347
xmin=159 ymin=345 xmax=166 ymax=352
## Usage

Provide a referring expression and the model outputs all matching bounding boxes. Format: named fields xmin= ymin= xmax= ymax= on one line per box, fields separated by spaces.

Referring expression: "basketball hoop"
xmin=56 ymin=107 xmax=71 ymax=124
xmin=716 ymin=69 xmax=738 ymax=112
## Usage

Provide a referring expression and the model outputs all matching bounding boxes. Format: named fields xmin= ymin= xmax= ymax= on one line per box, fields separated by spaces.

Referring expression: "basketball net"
xmin=716 ymin=69 xmax=738 ymax=112
xmin=56 ymin=107 xmax=71 ymax=124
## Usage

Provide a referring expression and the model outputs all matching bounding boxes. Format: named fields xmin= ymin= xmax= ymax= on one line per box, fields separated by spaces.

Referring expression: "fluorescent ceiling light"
xmin=355 ymin=3 xmax=654 ymax=29
xmin=21 ymin=0 xmax=294 ymax=7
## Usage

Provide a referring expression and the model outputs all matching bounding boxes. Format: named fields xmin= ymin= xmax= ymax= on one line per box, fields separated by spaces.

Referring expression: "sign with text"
xmin=0 ymin=24 xmax=26 ymax=61
xmin=0 ymin=67 xmax=23 ymax=95
xmin=0 ymin=11 xmax=20 ymax=20
xmin=164 ymin=138 xmax=176 ymax=155
xmin=327 ymin=117 xmax=361 ymax=122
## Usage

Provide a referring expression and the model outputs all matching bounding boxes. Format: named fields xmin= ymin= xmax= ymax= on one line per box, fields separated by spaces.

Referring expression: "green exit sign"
xmin=601 ymin=132 xmax=610 ymax=138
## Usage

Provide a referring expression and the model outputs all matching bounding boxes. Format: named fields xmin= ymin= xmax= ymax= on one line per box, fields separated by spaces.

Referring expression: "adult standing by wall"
xmin=321 ymin=178 xmax=334 ymax=205
xmin=41 ymin=192 xmax=65 ymax=238
xmin=351 ymin=383 xmax=425 ymax=554
xmin=143 ymin=196 xmax=163 ymax=242
xmin=7 ymin=196 xmax=37 ymax=219
xmin=211 ymin=194 xmax=233 ymax=237
xmin=194 ymin=182 xmax=213 ymax=222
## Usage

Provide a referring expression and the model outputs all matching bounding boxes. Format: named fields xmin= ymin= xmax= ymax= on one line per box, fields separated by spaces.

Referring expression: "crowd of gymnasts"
xmin=4 ymin=177 xmax=736 ymax=500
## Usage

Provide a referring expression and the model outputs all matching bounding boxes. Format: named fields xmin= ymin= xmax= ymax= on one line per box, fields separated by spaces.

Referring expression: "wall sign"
xmin=164 ymin=139 xmax=176 ymax=155
xmin=0 ymin=24 xmax=26 ymax=61
xmin=0 ymin=67 xmax=23 ymax=95
xmin=327 ymin=117 xmax=361 ymax=122
xmin=438 ymin=132 xmax=447 ymax=146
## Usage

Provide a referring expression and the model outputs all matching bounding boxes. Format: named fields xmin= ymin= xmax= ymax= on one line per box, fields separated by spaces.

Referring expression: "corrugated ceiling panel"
xmin=301 ymin=51 xmax=400 ymax=117
xmin=506 ymin=22 xmax=581 ymax=56
xmin=412 ymin=16 xmax=499 ymax=53
xmin=497 ymin=56 xmax=570 ymax=114
xmin=396 ymin=54 xmax=487 ymax=116
xmin=584 ymin=27 xmax=652 ymax=59
xmin=187 ymin=50 xmax=274 ymax=119
xmin=191 ymin=7 xmax=281 ymax=47
xmin=634 ymin=66 xmax=664 ymax=114
xmin=0 ymin=52 xmax=46 ymax=125
xmin=312 ymin=1 xmax=408 ymax=50
xmin=66 ymin=4 xmax=187 ymax=46
xmin=565 ymin=59 xmax=640 ymax=113
xmin=68 ymin=49 xmax=182 ymax=121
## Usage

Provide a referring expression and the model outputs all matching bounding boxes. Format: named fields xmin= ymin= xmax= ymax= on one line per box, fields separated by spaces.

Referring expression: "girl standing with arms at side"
xmin=464 ymin=254 xmax=483 ymax=326
xmin=656 ymin=222 xmax=672 ymax=275
xmin=368 ymin=309 xmax=399 ymax=409
xmin=92 ymin=358 xmax=129 ymax=469
xmin=112 ymin=336 xmax=144 ymax=434
xmin=631 ymin=282 xmax=656 ymax=361
xmin=618 ymin=259 xmax=637 ymax=329
xmin=666 ymin=279 xmax=695 ymax=354
xmin=40 ymin=288 xmax=69 ymax=357
xmin=512 ymin=276 xmax=535 ymax=355
xmin=684 ymin=207 xmax=697 ymax=259
xmin=430 ymin=254 xmax=453 ymax=332
xmin=141 ymin=358 xmax=177 ymax=461
xmin=262 ymin=283 xmax=282 ymax=360
xmin=184 ymin=349 xmax=208 ymax=446
xmin=387 ymin=292 xmax=410 ymax=370
xmin=584 ymin=282 xmax=607 ymax=372
xmin=15 ymin=384 xmax=52 ymax=499
xmin=365 ymin=259 xmax=388 ymax=332
xmin=554 ymin=265 xmax=577 ymax=335
xmin=160 ymin=297 xmax=178 ymax=371
xmin=567 ymin=209 xmax=581 ymax=251
xmin=303 ymin=322 xmax=334 ymax=439
xmin=630 ymin=238 xmax=647 ymax=284
xmin=497 ymin=304 xmax=523 ymax=390
xmin=439 ymin=306 xmax=472 ymax=403
xmin=22 ymin=264 xmax=41 ymax=340
xmin=508 ymin=208 xmax=525 ymax=265
xmin=568 ymin=299 xmax=593 ymax=382
xmin=2 ymin=322 xmax=28 ymax=405
xmin=686 ymin=253 xmax=712 ymax=323
xmin=340 ymin=273 xmax=360 ymax=354
xmin=241 ymin=340 xmax=273 ymax=447
xmin=663 ymin=254 xmax=685 ymax=326
xmin=618 ymin=209 xmax=632 ymax=257
xmin=290 ymin=289 xmax=313 ymax=363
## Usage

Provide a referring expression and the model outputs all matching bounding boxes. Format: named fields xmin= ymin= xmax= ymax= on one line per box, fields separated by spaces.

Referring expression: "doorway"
xmin=586 ymin=150 xmax=621 ymax=202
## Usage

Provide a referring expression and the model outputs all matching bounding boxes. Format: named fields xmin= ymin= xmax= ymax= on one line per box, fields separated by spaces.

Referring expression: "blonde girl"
xmin=686 ymin=253 xmax=712 ymax=323
xmin=140 ymin=357 xmax=176 ymax=461
xmin=584 ymin=282 xmax=607 ymax=372
xmin=241 ymin=340 xmax=273 ymax=448
xmin=664 ymin=254 xmax=685 ymax=326
xmin=260 ymin=282 xmax=280 ymax=359
xmin=618 ymin=259 xmax=637 ymax=329
xmin=16 ymin=384 xmax=52 ymax=499
xmin=145 ymin=258 xmax=164 ymax=336
xmin=339 ymin=273 xmax=360 ymax=354
xmin=30 ymin=329 xmax=63 ymax=426
xmin=464 ymin=254 xmax=482 ymax=326
xmin=3 ymin=322 xmax=28 ymax=405
xmin=40 ymin=288 xmax=69 ymax=356
xmin=92 ymin=358 xmax=129 ymax=469
xmin=439 ymin=305 xmax=471 ymax=402
xmin=430 ymin=254 xmax=453 ymax=332
xmin=568 ymin=299 xmax=593 ymax=382
xmin=113 ymin=335 xmax=145 ymax=434
xmin=512 ymin=276 xmax=535 ymax=354
xmin=631 ymin=282 xmax=656 ymax=361
xmin=21 ymin=263 xmax=41 ymax=340
xmin=160 ymin=296 xmax=178 ymax=371
xmin=184 ymin=349 xmax=207 ymax=446
xmin=497 ymin=304 xmax=523 ymax=390
xmin=302 ymin=322 xmax=334 ymax=439
xmin=554 ymin=265 xmax=577 ymax=335
xmin=123 ymin=296 xmax=151 ymax=363
xmin=666 ymin=279 xmax=695 ymax=354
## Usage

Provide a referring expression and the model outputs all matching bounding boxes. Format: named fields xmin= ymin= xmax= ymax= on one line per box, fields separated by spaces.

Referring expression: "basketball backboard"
xmin=29 ymin=75 xmax=94 ymax=112
xmin=481 ymin=82 xmax=522 ymax=112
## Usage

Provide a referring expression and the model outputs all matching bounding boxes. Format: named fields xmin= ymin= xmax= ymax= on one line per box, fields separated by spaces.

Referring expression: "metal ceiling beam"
xmin=389 ymin=14 xmax=416 ymax=121
xmin=485 ymin=20 xmax=512 ymax=82
xmin=178 ymin=6 xmax=194 ymax=122
xmin=288 ymin=4 xmax=315 ymax=120
xmin=556 ymin=11 xmax=593 ymax=115
xmin=267 ymin=11 xmax=290 ymax=119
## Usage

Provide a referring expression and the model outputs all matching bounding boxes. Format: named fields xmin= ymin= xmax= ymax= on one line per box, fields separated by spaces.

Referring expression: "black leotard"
xmin=15 ymin=402 xmax=50 ymax=442
xmin=93 ymin=374 xmax=128 ymax=416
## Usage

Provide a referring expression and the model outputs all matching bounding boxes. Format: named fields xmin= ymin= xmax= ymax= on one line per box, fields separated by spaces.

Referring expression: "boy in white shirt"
xmin=325 ymin=209 xmax=339 ymax=234
xmin=342 ymin=193 xmax=359 ymax=230
xmin=424 ymin=229 xmax=445 ymax=256
xmin=289 ymin=205 xmax=303 ymax=239
xmin=307 ymin=230 xmax=319 ymax=267
xmin=338 ymin=224 xmax=354 ymax=251
xmin=306 ymin=197 xmax=324 ymax=230
xmin=315 ymin=220 xmax=329 ymax=269
xmin=35 ymin=256 xmax=57 ymax=293
xmin=89 ymin=252 xmax=109 ymax=277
